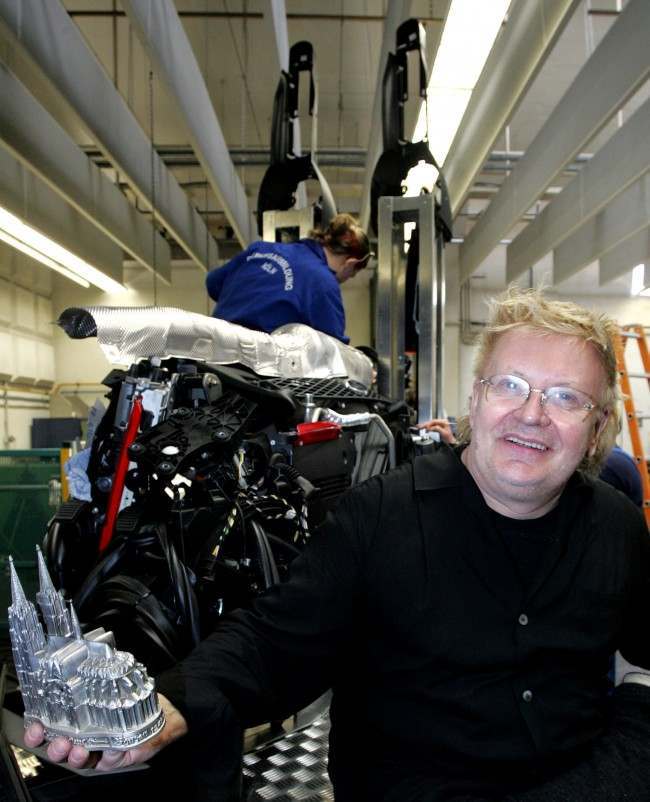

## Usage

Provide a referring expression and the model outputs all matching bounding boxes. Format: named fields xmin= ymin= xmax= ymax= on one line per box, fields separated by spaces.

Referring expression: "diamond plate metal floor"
xmin=244 ymin=715 xmax=333 ymax=801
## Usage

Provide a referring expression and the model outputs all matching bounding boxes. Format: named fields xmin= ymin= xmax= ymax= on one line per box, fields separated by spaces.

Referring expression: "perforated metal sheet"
xmin=256 ymin=376 xmax=370 ymax=401
xmin=244 ymin=716 xmax=333 ymax=801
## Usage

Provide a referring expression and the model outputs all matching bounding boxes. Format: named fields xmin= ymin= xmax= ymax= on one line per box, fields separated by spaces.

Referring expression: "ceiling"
xmin=1 ymin=0 xmax=648 ymax=299
xmin=65 ymin=0 xmax=448 ymax=240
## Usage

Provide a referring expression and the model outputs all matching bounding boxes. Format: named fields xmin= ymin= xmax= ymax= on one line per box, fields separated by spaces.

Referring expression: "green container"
xmin=0 ymin=449 xmax=60 ymax=629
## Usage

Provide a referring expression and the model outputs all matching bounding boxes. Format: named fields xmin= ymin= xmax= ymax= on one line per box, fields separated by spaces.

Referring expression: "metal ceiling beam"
xmin=553 ymin=173 xmax=650 ymax=285
xmin=358 ymin=1 xmax=412 ymax=232
xmin=0 ymin=65 xmax=171 ymax=283
xmin=444 ymin=0 xmax=579 ymax=218
xmin=122 ymin=0 xmax=253 ymax=247
xmin=459 ymin=0 xmax=650 ymax=285
xmin=0 ymin=0 xmax=218 ymax=272
xmin=262 ymin=0 xmax=289 ymax=75
xmin=0 ymin=148 xmax=123 ymax=287
xmin=67 ymin=10 xmax=444 ymax=23
xmin=507 ymin=95 xmax=650 ymax=283
xmin=599 ymin=226 xmax=650 ymax=286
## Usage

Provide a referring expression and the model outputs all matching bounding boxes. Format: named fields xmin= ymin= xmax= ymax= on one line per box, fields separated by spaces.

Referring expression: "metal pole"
xmin=376 ymin=197 xmax=395 ymax=398
xmin=375 ymin=194 xmax=445 ymax=416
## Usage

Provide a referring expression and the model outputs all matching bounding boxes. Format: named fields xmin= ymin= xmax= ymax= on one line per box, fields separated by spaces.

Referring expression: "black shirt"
xmin=492 ymin=502 xmax=564 ymax=588
xmin=157 ymin=447 xmax=650 ymax=801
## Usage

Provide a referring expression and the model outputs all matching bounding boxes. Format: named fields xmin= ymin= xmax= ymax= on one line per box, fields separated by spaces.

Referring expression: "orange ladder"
xmin=615 ymin=324 xmax=650 ymax=526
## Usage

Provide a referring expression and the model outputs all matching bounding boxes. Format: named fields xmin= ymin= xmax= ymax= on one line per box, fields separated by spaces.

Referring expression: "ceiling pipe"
xmin=0 ymin=0 xmax=219 ymax=272
xmin=444 ymin=0 xmax=580 ymax=219
xmin=121 ymin=0 xmax=253 ymax=246
xmin=459 ymin=0 xmax=650 ymax=284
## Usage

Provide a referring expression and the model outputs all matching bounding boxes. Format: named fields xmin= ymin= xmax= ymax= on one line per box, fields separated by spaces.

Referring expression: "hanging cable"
xmin=204 ymin=0 xmax=213 ymax=289
xmin=112 ymin=0 xmax=121 ymax=194
xmin=148 ymin=65 xmax=158 ymax=306
xmin=337 ymin=5 xmax=344 ymax=142
xmin=223 ymin=0 xmax=263 ymax=143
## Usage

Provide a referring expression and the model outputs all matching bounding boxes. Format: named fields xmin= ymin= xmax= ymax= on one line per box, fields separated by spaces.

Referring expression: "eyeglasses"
xmin=478 ymin=374 xmax=598 ymax=421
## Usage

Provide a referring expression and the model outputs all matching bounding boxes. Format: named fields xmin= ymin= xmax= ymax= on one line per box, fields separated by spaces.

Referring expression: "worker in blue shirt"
xmin=600 ymin=444 xmax=644 ymax=507
xmin=206 ymin=213 xmax=371 ymax=344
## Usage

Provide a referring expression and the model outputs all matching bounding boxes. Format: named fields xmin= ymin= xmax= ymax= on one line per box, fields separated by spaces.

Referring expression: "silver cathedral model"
xmin=7 ymin=547 xmax=165 ymax=750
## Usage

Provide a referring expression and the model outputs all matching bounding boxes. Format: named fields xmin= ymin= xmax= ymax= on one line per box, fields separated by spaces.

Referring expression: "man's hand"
xmin=23 ymin=693 xmax=188 ymax=771
xmin=417 ymin=418 xmax=456 ymax=445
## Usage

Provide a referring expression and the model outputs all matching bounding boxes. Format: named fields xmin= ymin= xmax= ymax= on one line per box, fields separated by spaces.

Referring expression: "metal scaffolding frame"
xmin=376 ymin=193 xmax=444 ymax=423
xmin=262 ymin=208 xmax=315 ymax=243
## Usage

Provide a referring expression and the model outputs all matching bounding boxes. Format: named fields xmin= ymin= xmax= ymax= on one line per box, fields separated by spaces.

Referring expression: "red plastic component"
xmin=98 ymin=395 xmax=143 ymax=554
xmin=294 ymin=421 xmax=341 ymax=446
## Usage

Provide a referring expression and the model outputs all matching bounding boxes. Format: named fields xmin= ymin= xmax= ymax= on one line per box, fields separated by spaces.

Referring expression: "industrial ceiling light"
xmin=630 ymin=263 xmax=650 ymax=297
xmin=0 ymin=227 xmax=89 ymax=288
xmin=0 ymin=205 xmax=126 ymax=294
xmin=404 ymin=0 xmax=511 ymax=196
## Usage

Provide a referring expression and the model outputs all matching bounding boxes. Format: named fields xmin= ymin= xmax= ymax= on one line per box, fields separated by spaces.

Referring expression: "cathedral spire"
xmin=35 ymin=546 xmax=71 ymax=637
xmin=36 ymin=546 xmax=57 ymax=597
xmin=69 ymin=602 xmax=83 ymax=640
xmin=8 ymin=556 xmax=28 ymax=609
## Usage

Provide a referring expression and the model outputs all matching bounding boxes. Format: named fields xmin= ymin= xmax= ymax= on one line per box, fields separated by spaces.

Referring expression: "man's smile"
xmin=503 ymin=435 xmax=550 ymax=452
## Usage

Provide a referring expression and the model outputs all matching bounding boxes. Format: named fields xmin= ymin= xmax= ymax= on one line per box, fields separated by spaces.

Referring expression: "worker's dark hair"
xmin=355 ymin=345 xmax=379 ymax=368
xmin=310 ymin=213 xmax=371 ymax=265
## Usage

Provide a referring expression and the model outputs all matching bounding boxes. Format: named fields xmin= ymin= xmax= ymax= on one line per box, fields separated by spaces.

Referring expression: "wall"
xmin=341 ymin=273 xmax=372 ymax=347
xmin=52 ymin=264 xmax=212 ymax=386
xmin=0 ymin=245 xmax=54 ymax=448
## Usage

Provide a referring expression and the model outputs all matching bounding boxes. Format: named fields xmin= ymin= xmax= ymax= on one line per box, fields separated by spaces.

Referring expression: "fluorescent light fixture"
xmin=404 ymin=0 xmax=511 ymax=197
xmin=0 ymin=228 xmax=89 ymax=288
xmin=0 ymin=205 xmax=126 ymax=294
xmin=630 ymin=262 xmax=650 ymax=296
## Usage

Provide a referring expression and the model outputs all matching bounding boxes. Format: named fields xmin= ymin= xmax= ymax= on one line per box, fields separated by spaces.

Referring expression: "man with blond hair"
xmin=28 ymin=287 xmax=650 ymax=801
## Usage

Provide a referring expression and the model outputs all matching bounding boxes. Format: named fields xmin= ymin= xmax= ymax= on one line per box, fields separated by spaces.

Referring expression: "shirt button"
xmin=522 ymin=690 xmax=533 ymax=703
xmin=518 ymin=613 xmax=529 ymax=626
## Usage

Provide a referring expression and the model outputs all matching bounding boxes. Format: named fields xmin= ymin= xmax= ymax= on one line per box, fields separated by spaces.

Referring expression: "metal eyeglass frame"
xmin=478 ymin=374 xmax=598 ymax=421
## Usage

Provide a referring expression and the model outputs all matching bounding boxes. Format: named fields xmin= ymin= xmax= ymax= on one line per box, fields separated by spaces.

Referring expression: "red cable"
xmin=98 ymin=395 xmax=143 ymax=554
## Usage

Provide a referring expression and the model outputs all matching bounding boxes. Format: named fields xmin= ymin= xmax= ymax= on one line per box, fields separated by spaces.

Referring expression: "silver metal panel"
xmin=0 ymin=0 xmax=218 ymax=272
xmin=459 ymin=0 xmax=650 ymax=284
xmin=414 ymin=194 xmax=439 ymax=424
xmin=507 ymin=96 xmax=650 ymax=282
xmin=435 ymin=231 xmax=445 ymax=417
xmin=262 ymin=208 xmax=315 ymax=242
xmin=394 ymin=221 xmax=407 ymax=405
xmin=0 ymin=148 xmax=123 ymax=285
xmin=0 ymin=65 xmax=171 ymax=283
xmin=358 ymin=1 xmax=411 ymax=232
xmin=376 ymin=197 xmax=402 ymax=399
xmin=444 ymin=0 xmax=578 ymax=216
xmin=553 ymin=173 xmax=650 ymax=285
xmin=599 ymin=226 xmax=650 ymax=285
xmin=375 ymin=194 xmax=444 ymax=421
xmin=121 ymin=0 xmax=253 ymax=247
xmin=64 ymin=306 xmax=373 ymax=387
xmin=244 ymin=715 xmax=332 ymax=801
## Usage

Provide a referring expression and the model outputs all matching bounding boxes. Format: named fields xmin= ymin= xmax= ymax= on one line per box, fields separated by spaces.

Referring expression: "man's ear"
xmin=468 ymin=384 xmax=479 ymax=428
xmin=588 ymin=409 xmax=609 ymax=457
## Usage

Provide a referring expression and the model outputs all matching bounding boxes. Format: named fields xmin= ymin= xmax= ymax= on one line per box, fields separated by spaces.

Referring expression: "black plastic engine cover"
xmin=291 ymin=431 xmax=355 ymax=523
